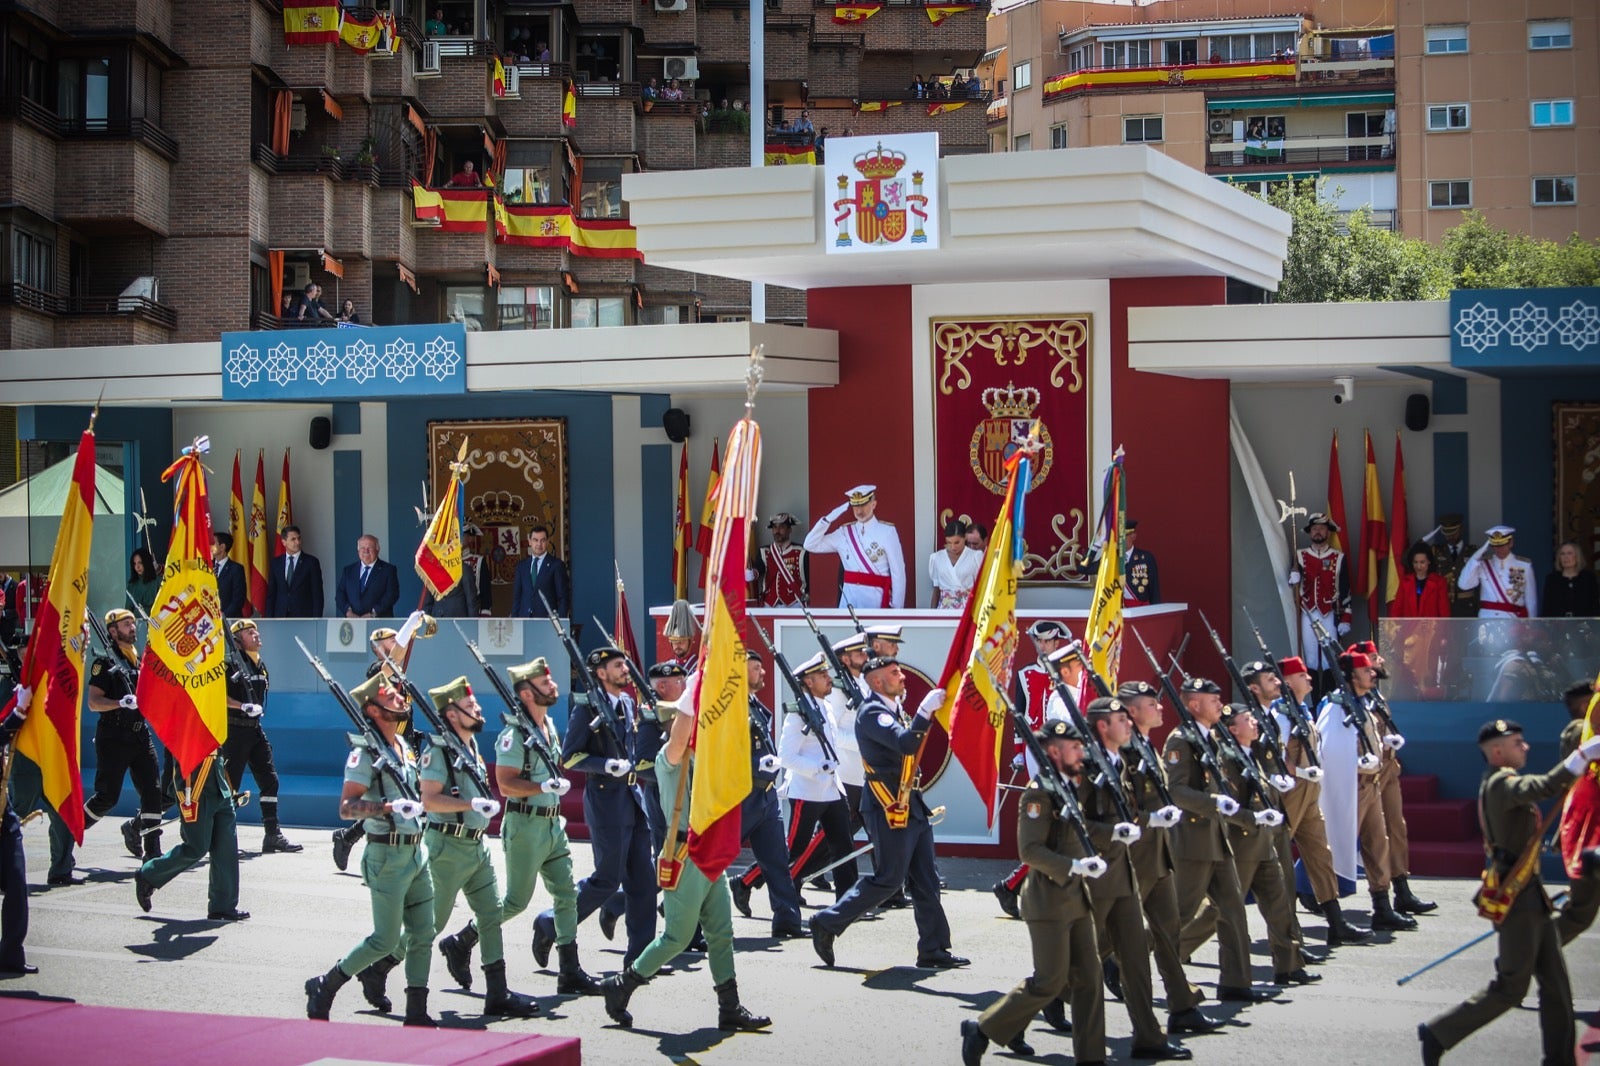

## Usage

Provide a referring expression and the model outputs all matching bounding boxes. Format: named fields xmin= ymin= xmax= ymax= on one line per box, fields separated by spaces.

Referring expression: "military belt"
xmin=431 ymin=823 xmax=488 ymax=841
xmin=371 ymin=832 xmax=421 ymax=846
xmin=506 ymin=800 xmax=560 ymax=818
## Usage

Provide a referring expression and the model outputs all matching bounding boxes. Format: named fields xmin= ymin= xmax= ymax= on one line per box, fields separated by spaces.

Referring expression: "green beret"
xmin=429 ymin=675 xmax=473 ymax=711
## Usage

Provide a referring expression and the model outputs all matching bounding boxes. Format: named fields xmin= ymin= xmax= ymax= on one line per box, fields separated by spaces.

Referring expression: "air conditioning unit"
xmin=663 ymin=55 xmax=699 ymax=80
xmin=118 ymin=276 xmax=158 ymax=311
xmin=655 ymin=0 xmax=689 ymax=10
xmin=290 ymin=100 xmax=308 ymax=133
xmin=1207 ymin=116 xmax=1229 ymax=137
xmin=504 ymin=66 xmax=521 ymax=97
xmin=416 ymin=40 xmax=442 ymax=77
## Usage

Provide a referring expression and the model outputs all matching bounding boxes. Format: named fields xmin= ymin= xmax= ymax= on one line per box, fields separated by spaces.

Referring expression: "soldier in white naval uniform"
xmin=1457 ymin=525 xmax=1538 ymax=619
xmin=804 ymin=485 xmax=906 ymax=610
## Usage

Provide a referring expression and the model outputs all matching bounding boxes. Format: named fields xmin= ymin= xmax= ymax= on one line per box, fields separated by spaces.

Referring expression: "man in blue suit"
xmin=336 ymin=534 xmax=400 ymax=618
xmin=510 ymin=524 xmax=570 ymax=618
xmin=265 ymin=526 xmax=324 ymax=618
xmin=212 ymin=533 xmax=248 ymax=618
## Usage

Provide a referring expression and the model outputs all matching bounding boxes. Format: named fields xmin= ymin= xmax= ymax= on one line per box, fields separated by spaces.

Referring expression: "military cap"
xmin=767 ymin=512 xmax=797 ymax=529
xmin=370 ymin=627 xmax=399 ymax=642
xmin=1350 ymin=640 xmax=1379 ymax=656
xmin=350 ymin=673 xmax=394 ymax=708
xmin=1438 ymin=513 xmax=1463 ymax=535
xmin=1027 ymin=619 xmax=1070 ymax=641
xmin=508 ymin=658 xmax=551 ymax=686
xmin=1304 ymin=512 xmax=1341 ymax=534
xmin=1085 ymin=696 xmax=1126 ymax=717
xmin=1036 ymin=719 xmax=1082 ymax=744
xmin=1046 ymin=641 xmax=1086 ymax=667
xmin=647 ymin=661 xmax=687 ymax=679
xmin=831 ymin=633 xmax=868 ymax=655
xmin=1126 ymin=519 xmax=1140 ymax=530
xmin=1278 ymin=656 xmax=1310 ymax=676
xmin=745 ymin=647 xmax=763 ymax=662
xmin=429 ymin=676 xmax=473 ymax=711
xmin=229 ymin=618 xmax=258 ymax=635
xmin=1344 ymin=651 xmax=1374 ymax=669
xmin=862 ymin=655 xmax=898 ymax=674
xmin=663 ymin=599 xmax=700 ymax=639
xmin=1486 ymin=525 xmax=1515 ymax=545
xmin=1219 ymin=701 xmax=1253 ymax=722
xmin=1239 ymin=659 xmax=1272 ymax=680
xmin=846 ymin=484 xmax=877 ymax=505
xmin=105 ymin=608 xmax=136 ymax=625
xmin=1477 ymin=718 xmax=1524 ymax=744
xmin=587 ymin=646 xmax=627 ymax=671
xmin=794 ymin=652 xmax=829 ymax=677
xmin=1180 ymin=677 xmax=1222 ymax=696
xmin=1117 ymin=680 xmax=1157 ymax=701
xmin=864 ymin=624 xmax=904 ymax=643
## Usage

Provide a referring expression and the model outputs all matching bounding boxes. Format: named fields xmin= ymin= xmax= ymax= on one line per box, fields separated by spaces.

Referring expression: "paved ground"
xmin=4 ymin=822 xmax=1597 ymax=1065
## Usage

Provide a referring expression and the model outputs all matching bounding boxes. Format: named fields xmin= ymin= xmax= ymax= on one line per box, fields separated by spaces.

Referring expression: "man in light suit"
xmin=212 ymin=533 xmax=248 ymax=618
xmin=336 ymin=534 xmax=400 ymax=618
xmin=265 ymin=525 xmax=324 ymax=618
xmin=510 ymin=524 xmax=570 ymax=618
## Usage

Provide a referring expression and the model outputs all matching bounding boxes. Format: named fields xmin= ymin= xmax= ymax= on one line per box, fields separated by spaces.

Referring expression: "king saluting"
xmin=804 ymin=484 xmax=905 ymax=609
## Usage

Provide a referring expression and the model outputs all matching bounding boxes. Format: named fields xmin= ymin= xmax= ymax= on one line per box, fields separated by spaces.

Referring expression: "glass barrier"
xmin=1377 ymin=617 xmax=1600 ymax=703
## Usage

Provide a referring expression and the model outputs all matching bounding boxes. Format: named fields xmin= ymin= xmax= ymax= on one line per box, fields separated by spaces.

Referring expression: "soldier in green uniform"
xmin=133 ymin=741 xmax=246 ymax=920
xmin=438 ymin=657 xmax=602 ymax=994
xmin=602 ymin=697 xmax=771 ymax=1033
xmin=305 ymin=674 xmax=437 ymax=1026
xmin=961 ymin=720 xmax=1107 ymax=1066
xmin=1420 ymin=719 xmax=1600 ymax=1064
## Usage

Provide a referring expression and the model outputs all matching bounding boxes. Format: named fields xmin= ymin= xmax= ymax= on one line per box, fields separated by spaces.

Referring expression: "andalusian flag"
xmin=1085 ymin=449 xmax=1127 ymax=683
xmin=933 ymin=421 xmax=1037 ymax=827
xmin=672 ymin=445 xmax=690 ymax=599
xmin=416 ymin=441 xmax=469 ymax=598
xmin=283 ymin=0 xmax=342 ymax=44
xmin=696 ymin=437 xmax=721 ymax=588
xmin=562 ymin=81 xmax=578 ymax=128
xmin=1386 ymin=433 xmax=1408 ymax=608
xmin=249 ymin=450 xmax=269 ymax=615
xmin=926 ymin=2 xmax=976 ymax=23
xmin=1357 ymin=430 xmax=1386 ymax=625
xmin=275 ymin=448 xmax=294 ymax=554
xmin=1326 ymin=430 xmax=1348 ymax=555
xmin=832 ymin=3 xmax=882 ymax=22
xmin=228 ymin=451 xmax=250 ymax=579
xmin=2 ymin=420 xmax=98 ymax=843
xmin=1560 ymin=675 xmax=1600 ymax=878
xmin=138 ymin=441 xmax=229 ymax=775
xmin=688 ymin=404 xmax=760 ymax=880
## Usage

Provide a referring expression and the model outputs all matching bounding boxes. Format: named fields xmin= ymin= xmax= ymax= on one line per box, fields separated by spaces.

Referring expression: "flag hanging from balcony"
xmin=492 ymin=57 xmax=507 ymax=98
xmin=563 ymin=81 xmax=578 ymax=128
xmin=416 ymin=441 xmax=468 ymax=599
xmin=275 ymin=449 xmax=293 ymax=555
xmin=249 ymin=451 xmax=268 ymax=615
xmin=926 ymin=3 xmax=978 ymax=24
xmin=832 ymin=4 xmax=882 ymax=23
xmin=500 ymin=205 xmax=642 ymax=259
xmin=411 ymin=181 xmax=444 ymax=223
xmin=284 ymin=0 xmax=342 ymax=45
xmin=927 ymin=101 xmax=968 ymax=116
xmin=340 ymin=10 xmax=385 ymax=53
xmin=764 ymin=143 xmax=816 ymax=166
xmin=856 ymin=101 xmax=902 ymax=113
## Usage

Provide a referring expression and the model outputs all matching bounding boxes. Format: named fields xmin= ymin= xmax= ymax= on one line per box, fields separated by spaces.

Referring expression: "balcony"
xmin=571 ymin=83 xmax=641 ymax=155
xmin=1043 ymin=58 xmax=1296 ymax=102
xmin=1206 ymin=132 xmax=1395 ymax=171
xmin=266 ymin=170 xmax=336 ymax=250
xmin=0 ymin=283 xmax=178 ymax=339
xmin=986 ymin=96 xmax=1007 ymax=126
xmin=55 ymin=139 xmax=172 ymax=237
xmin=416 ymin=53 xmax=499 ymax=120
xmin=810 ymin=0 xmax=987 ymax=56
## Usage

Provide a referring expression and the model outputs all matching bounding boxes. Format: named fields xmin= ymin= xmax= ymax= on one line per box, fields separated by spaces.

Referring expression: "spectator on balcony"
xmin=794 ymin=111 xmax=814 ymax=137
xmin=816 ymin=126 xmax=828 ymax=155
xmin=662 ymin=78 xmax=684 ymax=102
xmin=643 ymin=77 xmax=659 ymax=102
xmin=929 ymin=77 xmax=948 ymax=100
xmin=295 ymin=283 xmax=334 ymax=322
xmin=909 ymin=74 xmax=927 ymax=99
xmin=338 ymin=299 xmax=361 ymax=325
xmin=279 ymin=292 xmax=295 ymax=317
xmin=1209 ymin=51 xmax=1223 ymax=63
xmin=1543 ymin=542 xmax=1599 ymax=618
xmin=536 ymin=41 xmax=550 ymax=62
xmin=450 ymin=159 xmax=482 ymax=187
xmin=425 ymin=8 xmax=446 ymax=35
xmin=949 ymin=73 xmax=967 ymax=96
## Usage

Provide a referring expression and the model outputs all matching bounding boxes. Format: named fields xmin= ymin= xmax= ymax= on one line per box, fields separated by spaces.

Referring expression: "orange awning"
xmin=405 ymin=104 xmax=427 ymax=137
xmin=486 ymin=263 xmax=501 ymax=288
xmin=320 ymin=251 xmax=344 ymax=278
xmin=320 ymin=89 xmax=343 ymax=121
xmin=397 ymin=263 xmax=419 ymax=293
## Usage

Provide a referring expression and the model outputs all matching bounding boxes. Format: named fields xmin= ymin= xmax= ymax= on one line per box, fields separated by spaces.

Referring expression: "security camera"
xmin=1333 ymin=376 xmax=1354 ymax=405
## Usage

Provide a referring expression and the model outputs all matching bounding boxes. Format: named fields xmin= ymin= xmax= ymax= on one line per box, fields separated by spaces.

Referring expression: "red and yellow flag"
xmin=926 ymin=2 xmax=977 ymax=24
xmin=1326 ymin=429 xmax=1348 ymax=555
xmin=492 ymin=57 xmax=507 ymax=98
xmin=1560 ymin=676 xmax=1600 ymax=877
xmin=696 ymin=438 xmax=721 ymax=588
xmin=249 ymin=450 xmax=269 ymax=616
xmin=688 ymin=413 xmax=759 ymax=880
xmin=275 ymin=448 xmax=294 ymax=555
xmin=1386 ymin=433 xmax=1408 ymax=608
xmin=763 ymin=143 xmax=816 ymax=166
xmin=500 ymin=205 xmax=642 ymax=259
xmin=138 ymin=444 xmax=229 ymax=775
xmin=284 ymin=0 xmax=342 ymax=45
xmin=1357 ymin=430 xmax=1386 ymax=624
xmin=411 ymin=180 xmax=444 ymax=224
xmin=228 ymin=451 xmax=250 ymax=579
xmin=672 ymin=445 xmax=691 ymax=600
xmin=1085 ymin=449 xmax=1126 ymax=683
xmin=339 ymin=10 xmax=385 ymax=53
xmin=416 ymin=442 xmax=468 ymax=598
xmin=832 ymin=3 xmax=882 ymax=22
xmin=615 ymin=562 xmax=644 ymax=667
xmin=3 ymin=422 xmax=98 ymax=843
xmin=933 ymin=423 xmax=1037 ymax=827
xmin=856 ymin=101 xmax=902 ymax=113
xmin=562 ymin=81 xmax=578 ymax=128
xmin=927 ymin=100 xmax=967 ymax=116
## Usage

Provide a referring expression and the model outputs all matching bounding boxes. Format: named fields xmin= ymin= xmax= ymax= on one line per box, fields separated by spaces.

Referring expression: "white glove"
xmin=1295 ymin=765 xmax=1325 ymax=783
xmin=242 ymin=703 xmax=264 ymax=718
xmin=1358 ymin=753 xmax=1381 ymax=772
xmin=819 ymin=759 xmax=837 ymax=775
xmin=1215 ymin=794 xmax=1240 ymax=817
xmin=745 ymin=568 xmax=758 ymax=582
xmin=540 ymin=778 xmax=563 ymax=794
xmin=1111 ymin=821 xmax=1142 ymax=845
xmin=470 ymin=797 xmax=501 ymax=818
xmin=1150 ymin=805 xmax=1181 ymax=829
xmin=1269 ymin=773 xmax=1295 ymax=794
xmin=1337 ymin=622 xmax=1351 ymax=637
xmin=553 ymin=778 xmax=572 ymax=796
xmin=1286 ymin=571 xmax=1301 ymax=586
xmin=1011 ymin=753 xmax=1025 ymax=771
xmin=389 ymin=798 xmax=424 ymax=821
xmin=758 ymin=753 xmax=781 ymax=774
xmin=119 ymin=694 xmax=139 ymax=710
xmin=916 ymin=690 xmax=944 ymax=720
xmin=1382 ymin=733 xmax=1405 ymax=752
xmin=826 ymin=503 xmax=848 ymax=522
xmin=1254 ymin=809 xmax=1285 ymax=828
xmin=604 ymin=758 xmax=631 ymax=778
xmin=1071 ymin=856 xmax=1108 ymax=879
xmin=1565 ymin=735 xmax=1600 ymax=774
xmin=13 ymin=685 xmax=31 ymax=712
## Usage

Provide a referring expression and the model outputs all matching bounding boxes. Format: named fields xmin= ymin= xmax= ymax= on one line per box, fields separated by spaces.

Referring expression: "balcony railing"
xmin=576 ymin=81 xmax=642 ymax=100
xmin=1043 ymin=58 xmax=1297 ymax=101
xmin=858 ymin=87 xmax=992 ymax=104
xmin=1207 ymin=133 xmax=1395 ymax=169
xmin=0 ymin=283 xmax=177 ymax=327
xmin=0 ymin=96 xmax=179 ymax=159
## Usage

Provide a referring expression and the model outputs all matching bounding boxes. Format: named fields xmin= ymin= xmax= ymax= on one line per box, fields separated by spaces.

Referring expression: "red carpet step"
xmin=1404 ymin=799 xmax=1479 ymax=843
xmin=1400 ymin=774 xmax=1440 ymax=805
xmin=1402 ymin=773 xmax=1485 ymax=878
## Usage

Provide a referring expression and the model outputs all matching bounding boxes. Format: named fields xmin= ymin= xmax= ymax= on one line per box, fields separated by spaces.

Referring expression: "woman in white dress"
xmin=928 ymin=519 xmax=983 ymax=609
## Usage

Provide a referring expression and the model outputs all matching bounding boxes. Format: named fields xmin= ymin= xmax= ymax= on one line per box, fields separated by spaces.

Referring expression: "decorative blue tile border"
xmin=220 ymin=324 xmax=469 ymax=400
xmin=1450 ymin=288 xmax=1600 ymax=369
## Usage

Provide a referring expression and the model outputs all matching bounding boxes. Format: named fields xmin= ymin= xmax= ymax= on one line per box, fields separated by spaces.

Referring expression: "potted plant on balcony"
xmin=348 ymin=137 xmax=379 ymax=184
xmin=318 ymin=143 xmax=343 ymax=177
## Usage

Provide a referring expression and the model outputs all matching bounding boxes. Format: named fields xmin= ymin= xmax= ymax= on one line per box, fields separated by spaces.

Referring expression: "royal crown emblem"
xmin=982 ymin=382 xmax=1040 ymax=419
xmin=969 ymin=380 xmax=1053 ymax=496
xmin=854 ymin=143 xmax=907 ymax=180
xmin=831 ymin=139 xmax=931 ymax=248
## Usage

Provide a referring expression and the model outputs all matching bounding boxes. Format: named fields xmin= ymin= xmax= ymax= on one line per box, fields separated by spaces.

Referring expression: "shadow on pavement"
xmin=127 ymin=917 xmax=221 ymax=961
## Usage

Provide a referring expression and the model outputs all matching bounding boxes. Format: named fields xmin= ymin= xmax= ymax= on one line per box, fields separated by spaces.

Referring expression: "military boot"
xmin=402 ymin=986 xmax=437 ymax=1027
xmin=483 ymin=960 xmax=540 ymax=1017
xmin=1392 ymin=877 xmax=1437 ymax=914
xmin=714 ymin=978 xmax=772 ymax=1031
xmin=142 ymin=824 xmax=162 ymax=861
xmin=602 ymin=966 xmax=647 ymax=1028
xmin=556 ymin=941 xmax=602 ymax=996
xmin=1324 ymin=898 xmax=1369 ymax=944
xmin=1370 ymin=889 xmax=1418 ymax=931
xmin=438 ymin=921 xmax=479 ymax=989
xmin=357 ymin=955 xmax=400 ymax=1012
xmin=305 ymin=964 xmax=350 ymax=1020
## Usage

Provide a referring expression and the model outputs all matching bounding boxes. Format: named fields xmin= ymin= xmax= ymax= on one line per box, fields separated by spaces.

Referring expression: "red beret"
xmin=1278 ymin=656 xmax=1309 ymax=676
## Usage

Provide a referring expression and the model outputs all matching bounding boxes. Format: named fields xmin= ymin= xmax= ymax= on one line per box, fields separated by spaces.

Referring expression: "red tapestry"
xmin=932 ymin=316 xmax=1093 ymax=585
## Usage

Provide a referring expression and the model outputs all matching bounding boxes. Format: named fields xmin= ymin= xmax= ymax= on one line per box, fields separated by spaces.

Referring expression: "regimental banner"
xmin=932 ymin=316 xmax=1094 ymax=585
xmin=825 ymin=132 xmax=940 ymax=254
xmin=221 ymin=323 xmax=467 ymax=401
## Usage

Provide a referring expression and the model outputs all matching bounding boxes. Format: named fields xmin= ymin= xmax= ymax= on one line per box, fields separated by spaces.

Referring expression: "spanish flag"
xmin=932 ymin=422 xmax=1037 ymax=827
xmin=1385 ymin=433 xmax=1408 ymax=608
xmin=500 ymin=205 xmax=642 ymax=259
xmin=249 ymin=450 xmax=269 ymax=616
xmin=411 ymin=180 xmax=444 ymax=223
xmin=857 ymin=101 xmax=901 ymax=113
xmin=284 ymin=0 xmax=342 ymax=45
xmin=138 ymin=442 xmax=229 ymax=776
xmin=672 ymin=444 xmax=690 ymax=600
xmin=416 ymin=441 xmax=468 ymax=599
xmin=437 ymin=188 xmax=491 ymax=233
xmin=1560 ymin=676 xmax=1600 ymax=878
xmin=763 ymin=143 xmax=816 ymax=166
xmin=562 ymin=81 xmax=578 ymax=128
xmin=492 ymin=57 xmax=507 ymax=98
xmin=1326 ymin=430 xmax=1348 ymax=555
xmin=1085 ymin=449 xmax=1127 ymax=683
xmin=696 ymin=436 xmax=721 ymax=568
xmin=228 ymin=452 xmax=250 ymax=587
xmin=832 ymin=3 xmax=882 ymax=22
xmin=1357 ymin=430 xmax=1386 ymax=624
xmin=275 ymin=448 xmax=294 ymax=555
xmin=3 ymin=420 xmax=97 ymax=844
xmin=925 ymin=2 xmax=975 ymax=24
xmin=339 ymin=10 xmax=384 ymax=53
xmin=926 ymin=100 xmax=967 ymax=116
xmin=688 ymin=406 xmax=759 ymax=880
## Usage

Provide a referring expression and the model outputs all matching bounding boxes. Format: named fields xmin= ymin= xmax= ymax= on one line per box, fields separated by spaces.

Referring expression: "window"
xmin=1050 ymin=124 xmax=1068 ymax=149
xmin=1533 ymin=177 xmax=1576 ymax=205
xmin=569 ymin=296 xmax=626 ymax=328
xmin=1013 ymin=133 xmax=1031 ymax=151
xmin=1427 ymin=104 xmax=1469 ymax=131
xmin=1346 ymin=110 xmax=1388 ymax=161
xmin=1529 ymin=20 xmax=1571 ymax=50
xmin=58 ymin=56 xmax=112 ymax=129
xmin=1532 ymin=100 xmax=1574 ymax=127
xmin=1162 ymin=39 xmax=1198 ymax=66
xmin=1013 ymin=61 xmax=1032 ymax=90
xmin=579 ymin=158 xmax=631 ymax=219
xmin=1066 ymin=45 xmax=1092 ymax=73
xmin=1428 ymin=180 xmax=1470 ymax=208
xmin=444 ymin=285 xmax=488 ymax=329
xmin=637 ymin=304 xmax=686 ymax=325
xmin=1210 ymin=31 xmax=1296 ymax=62
xmin=496 ymin=285 xmax=554 ymax=330
xmin=1123 ymin=115 xmax=1163 ymax=143
xmin=10 ymin=228 xmax=53 ymax=291
xmin=1101 ymin=40 xmax=1152 ymax=69
xmin=503 ymin=141 xmax=558 ymax=204
xmin=1425 ymin=26 xmax=1467 ymax=54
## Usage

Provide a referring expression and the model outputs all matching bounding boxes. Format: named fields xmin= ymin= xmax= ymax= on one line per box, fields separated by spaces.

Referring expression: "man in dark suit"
xmin=510 ymin=524 xmax=570 ymax=618
xmin=212 ymin=533 xmax=248 ymax=618
xmin=336 ymin=534 xmax=400 ymax=618
xmin=265 ymin=525 xmax=324 ymax=618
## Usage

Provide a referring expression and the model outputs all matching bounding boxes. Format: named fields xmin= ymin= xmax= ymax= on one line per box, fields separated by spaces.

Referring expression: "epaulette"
xmin=503 ymin=712 xmax=523 ymax=731
xmin=345 ymin=731 xmax=368 ymax=749
xmin=1514 ymin=554 xmax=1531 ymax=564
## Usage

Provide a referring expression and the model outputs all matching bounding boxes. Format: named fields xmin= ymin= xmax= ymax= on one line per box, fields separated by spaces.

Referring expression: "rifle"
xmin=373 ymin=643 xmax=493 ymax=796
xmin=800 ymin=604 xmax=862 ymax=714
xmin=1240 ymin=605 xmax=1320 ymax=768
xmin=452 ymin=620 xmax=561 ymax=779
xmin=1162 ymin=630 xmax=1277 ymax=812
xmin=0 ymin=627 xmax=22 ymax=680
xmin=1309 ymin=616 xmax=1378 ymax=759
xmin=590 ymin=615 xmax=658 ymax=717
xmin=1080 ymin=661 xmax=1175 ymax=809
xmin=1197 ymin=610 xmax=1296 ymax=790
xmin=845 ymin=603 xmax=867 ymax=636
xmin=541 ymin=590 xmax=626 ymax=755
xmin=1130 ymin=627 xmax=1236 ymax=801
xmin=753 ymin=623 xmax=838 ymax=763
xmin=87 ymin=608 xmax=140 ymax=697
xmin=294 ymin=636 xmax=418 ymax=802
xmin=1045 ymin=660 xmax=1135 ymax=824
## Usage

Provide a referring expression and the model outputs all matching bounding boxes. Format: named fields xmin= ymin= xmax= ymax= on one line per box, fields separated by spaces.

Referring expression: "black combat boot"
xmin=402 ymin=986 xmax=437 ymax=1027
xmin=602 ymin=966 xmax=647 ymax=1027
xmin=1323 ymin=898 xmax=1369 ymax=944
xmin=121 ymin=819 xmax=142 ymax=859
xmin=714 ymin=978 xmax=772 ymax=1031
xmin=483 ymin=960 xmax=540 ymax=1017
xmin=357 ymin=955 xmax=400 ymax=1012
xmin=438 ymin=921 xmax=479 ymax=989
xmin=261 ymin=818 xmax=303 ymax=854
xmin=142 ymin=824 xmax=162 ymax=861
xmin=556 ymin=942 xmax=602 ymax=995
xmin=1370 ymin=889 xmax=1418 ymax=931
xmin=305 ymin=964 xmax=351 ymax=1020
xmin=1392 ymin=877 xmax=1437 ymax=914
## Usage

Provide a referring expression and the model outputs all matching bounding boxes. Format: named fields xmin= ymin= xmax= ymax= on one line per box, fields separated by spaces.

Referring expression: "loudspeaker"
xmin=310 ymin=416 xmax=332 ymax=450
xmin=662 ymin=407 xmax=691 ymax=443
xmin=1404 ymin=393 xmax=1430 ymax=432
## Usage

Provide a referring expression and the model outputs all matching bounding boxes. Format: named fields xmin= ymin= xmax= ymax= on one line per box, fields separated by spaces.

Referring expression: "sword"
xmin=1279 ymin=470 xmax=1307 ymax=658
xmin=1396 ymin=891 xmax=1568 ymax=986
xmin=803 ymin=806 xmax=947 ymax=880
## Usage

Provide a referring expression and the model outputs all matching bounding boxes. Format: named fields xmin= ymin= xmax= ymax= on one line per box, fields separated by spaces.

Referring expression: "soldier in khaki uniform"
xmin=961 ymin=720 xmax=1108 ymax=1065
xmin=1164 ymin=678 xmax=1276 ymax=1003
xmin=1420 ymin=719 xmax=1600 ymax=1064
xmin=1351 ymin=640 xmax=1435 ymax=916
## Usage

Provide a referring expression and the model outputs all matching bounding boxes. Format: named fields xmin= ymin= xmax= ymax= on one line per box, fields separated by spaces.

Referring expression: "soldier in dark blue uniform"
xmin=222 ymin=620 xmax=301 ymax=854
xmin=85 ymin=609 xmax=164 ymax=861
xmin=1 ymin=693 xmax=36 ymax=974
xmin=729 ymin=650 xmax=805 ymax=937
xmin=1124 ymin=520 xmax=1161 ymax=606
xmin=810 ymin=656 xmax=967 ymax=969
xmin=532 ymin=646 xmax=657 ymax=967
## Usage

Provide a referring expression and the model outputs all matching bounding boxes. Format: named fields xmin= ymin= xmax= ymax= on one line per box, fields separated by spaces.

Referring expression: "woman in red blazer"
xmin=1388 ymin=541 xmax=1450 ymax=617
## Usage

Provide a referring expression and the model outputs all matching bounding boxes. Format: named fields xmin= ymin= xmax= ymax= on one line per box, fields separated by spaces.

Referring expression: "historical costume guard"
xmin=222 ymin=619 xmax=301 ymax=853
xmin=756 ymin=512 xmax=808 ymax=606
xmin=1456 ymin=525 xmax=1538 ymax=618
xmin=1289 ymin=514 xmax=1351 ymax=690
xmin=803 ymin=484 xmax=906 ymax=609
